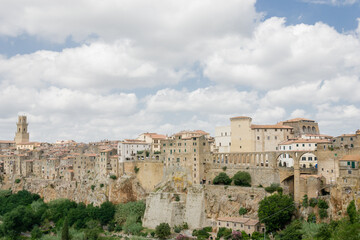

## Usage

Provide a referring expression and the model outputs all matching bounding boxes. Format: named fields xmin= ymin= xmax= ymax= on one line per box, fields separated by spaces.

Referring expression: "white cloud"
xmin=0 ymin=41 xmax=187 ymax=91
xmin=0 ymin=0 xmax=259 ymax=43
xmin=203 ymin=17 xmax=360 ymax=90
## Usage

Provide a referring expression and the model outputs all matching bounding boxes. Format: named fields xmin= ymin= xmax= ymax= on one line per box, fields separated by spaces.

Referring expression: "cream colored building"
xmin=137 ymin=133 xmax=167 ymax=153
xmin=215 ymin=217 xmax=264 ymax=236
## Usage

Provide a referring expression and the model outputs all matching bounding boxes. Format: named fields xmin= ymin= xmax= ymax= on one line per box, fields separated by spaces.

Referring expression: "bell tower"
xmin=14 ymin=115 xmax=30 ymax=144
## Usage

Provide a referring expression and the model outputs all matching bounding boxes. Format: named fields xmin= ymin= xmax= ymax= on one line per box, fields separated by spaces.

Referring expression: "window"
xmin=308 ymin=157 xmax=313 ymax=161
xmin=296 ymin=144 xmax=299 ymax=147
xmin=275 ymin=136 xmax=277 ymax=140
xmin=194 ymin=149 xmax=196 ymax=152
xmin=257 ymin=136 xmax=260 ymax=140
xmin=350 ymin=137 xmax=353 ymax=141
xmin=341 ymin=138 xmax=344 ymax=141
xmin=302 ymin=144 xmax=305 ymax=147
xmin=302 ymin=157 xmax=306 ymax=161
xmin=267 ymin=136 xmax=270 ymax=140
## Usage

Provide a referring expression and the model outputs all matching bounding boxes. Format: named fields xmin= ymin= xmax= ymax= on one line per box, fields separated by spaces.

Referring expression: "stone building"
xmin=97 ymin=148 xmax=117 ymax=176
xmin=215 ymin=217 xmax=265 ymax=236
xmin=161 ymin=133 xmax=212 ymax=184
xmin=279 ymin=118 xmax=320 ymax=138
xmin=214 ymin=126 xmax=231 ymax=153
xmin=14 ymin=115 xmax=30 ymax=144
xmin=338 ymin=155 xmax=360 ymax=186
xmin=333 ymin=130 xmax=360 ymax=149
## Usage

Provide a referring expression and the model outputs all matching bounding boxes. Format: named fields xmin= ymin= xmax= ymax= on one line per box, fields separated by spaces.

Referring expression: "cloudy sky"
xmin=1 ymin=0 xmax=360 ymax=142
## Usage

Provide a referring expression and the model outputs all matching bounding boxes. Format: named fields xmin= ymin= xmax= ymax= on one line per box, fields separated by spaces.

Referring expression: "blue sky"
xmin=0 ymin=0 xmax=359 ymax=142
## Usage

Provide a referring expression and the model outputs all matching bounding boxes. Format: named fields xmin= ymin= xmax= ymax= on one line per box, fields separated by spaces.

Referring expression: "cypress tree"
xmin=61 ymin=217 xmax=70 ymax=240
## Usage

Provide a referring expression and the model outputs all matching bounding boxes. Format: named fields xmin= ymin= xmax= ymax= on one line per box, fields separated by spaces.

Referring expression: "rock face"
xmin=143 ymin=184 xmax=267 ymax=229
xmin=3 ymin=174 xmax=146 ymax=206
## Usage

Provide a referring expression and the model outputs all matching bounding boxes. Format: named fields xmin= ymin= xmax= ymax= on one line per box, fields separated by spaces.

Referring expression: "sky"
xmin=1 ymin=0 xmax=360 ymax=142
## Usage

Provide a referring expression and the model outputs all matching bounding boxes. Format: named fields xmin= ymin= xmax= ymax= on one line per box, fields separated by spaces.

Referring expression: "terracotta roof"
xmin=337 ymin=134 xmax=357 ymax=137
xmin=230 ymin=116 xmax=251 ymax=120
xmin=303 ymin=134 xmax=333 ymax=138
xmin=0 ymin=140 xmax=15 ymax=144
xmin=122 ymin=139 xmax=149 ymax=144
xmin=251 ymin=124 xmax=293 ymax=129
xmin=340 ymin=155 xmax=360 ymax=161
xmin=282 ymin=118 xmax=315 ymax=123
xmin=217 ymin=217 xmax=259 ymax=225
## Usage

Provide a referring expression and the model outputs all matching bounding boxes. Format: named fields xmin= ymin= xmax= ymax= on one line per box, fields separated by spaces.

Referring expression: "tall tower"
xmin=14 ymin=115 xmax=29 ymax=144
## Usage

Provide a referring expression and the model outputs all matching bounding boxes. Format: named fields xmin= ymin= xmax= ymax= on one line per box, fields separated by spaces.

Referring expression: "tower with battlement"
xmin=14 ymin=115 xmax=29 ymax=144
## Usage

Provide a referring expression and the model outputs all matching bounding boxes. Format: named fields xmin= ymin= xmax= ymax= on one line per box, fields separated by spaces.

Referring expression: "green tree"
xmin=2 ymin=205 xmax=36 ymax=239
xmin=264 ymin=183 xmax=282 ymax=194
xmin=61 ymin=217 xmax=70 ymax=240
xmin=31 ymin=225 xmax=42 ymax=239
xmin=258 ymin=193 xmax=295 ymax=232
xmin=346 ymin=200 xmax=357 ymax=224
xmin=302 ymin=194 xmax=309 ymax=208
xmin=277 ymin=220 xmax=302 ymax=240
xmin=98 ymin=201 xmax=115 ymax=225
xmin=155 ymin=223 xmax=171 ymax=239
xmin=213 ymin=172 xmax=232 ymax=185
xmin=232 ymin=171 xmax=251 ymax=187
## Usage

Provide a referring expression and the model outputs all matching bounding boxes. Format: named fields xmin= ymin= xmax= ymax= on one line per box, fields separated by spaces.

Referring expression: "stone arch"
xmin=312 ymin=126 xmax=316 ymax=133
xmin=302 ymin=126 xmax=306 ymax=133
xmin=298 ymin=151 xmax=317 ymax=169
xmin=276 ymin=152 xmax=295 ymax=168
xmin=307 ymin=126 xmax=311 ymax=133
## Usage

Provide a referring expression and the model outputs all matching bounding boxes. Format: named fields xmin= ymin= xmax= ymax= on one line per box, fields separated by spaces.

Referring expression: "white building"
xmin=278 ymin=138 xmax=331 ymax=168
xmin=118 ymin=139 xmax=151 ymax=162
xmin=214 ymin=126 xmax=231 ymax=153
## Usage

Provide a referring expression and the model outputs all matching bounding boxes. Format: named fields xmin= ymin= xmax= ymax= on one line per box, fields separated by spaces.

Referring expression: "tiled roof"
xmin=340 ymin=155 xmax=360 ymax=161
xmin=282 ymin=118 xmax=315 ymax=123
xmin=251 ymin=124 xmax=293 ymax=129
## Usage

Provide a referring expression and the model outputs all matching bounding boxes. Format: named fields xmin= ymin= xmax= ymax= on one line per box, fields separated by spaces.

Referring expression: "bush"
xmin=150 ymin=231 xmax=155 ymax=237
xmin=110 ymin=175 xmax=117 ymax=180
xmin=115 ymin=201 xmax=146 ymax=226
xmin=318 ymin=199 xmax=329 ymax=209
xmin=100 ymin=183 xmax=104 ymax=188
xmin=174 ymin=225 xmax=182 ymax=233
xmin=182 ymin=222 xmax=189 ymax=230
xmin=14 ymin=179 xmax=21 ymax=184
xmin=175 ymin=194 xmax=180 ymax=202
xmin=307 ymin=213 xmax=316 ymax=223
xmin=347 ymin=200 xmax=357 ymax=224
xmin=278 ymin=220 xmax=303 ymax=240
xmin=31 ymin=225 xmax=42 ymax=239
xmin=134 ymin=166 xmax=140 ymax=173
xmin=217 ymin=227 xmax=232 ymax=239
xmin=319 ymin=209 xmax=328 ymax=219
xmin=232 ymin=171 xmax=251 ymax=187
xmin=302 ymin=195 xmax=309 ymax=208
xmin=222 ymin=166 xmax=227 ymax=171
xmin=309 ymin=198 xmax=318 ymax=207
xmin=213 ymin=172 xmax=232 ymax=185
xmin=91 ymin=185 xmax=95 ymax=191
xmin=239 ymin=207 xmax=247 ymax=215
xmin=115 ymin=224 xmax=123 ymax=232
xmin=155 ymin=223 xmax=171 ymax=239
xmin=264 ymin=183 xmax=282 ymax=193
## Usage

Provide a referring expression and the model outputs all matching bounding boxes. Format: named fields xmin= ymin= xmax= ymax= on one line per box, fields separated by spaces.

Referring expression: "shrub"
xmin=154 ymin=151 xmax=161 ymax=154
xmin=110 ymin=175 xmax=117 ymax=180
xmin=222 ymin=166 xmax=227 ymax=171
xmin=31 ymin=225 xmax=42 ymax=239
xmin=319 ymin=209 xmax=328 ymax=219
xmin=347 ymin=200 xmax=357 ymax=224
xmin=307 ymin=213 xmax=316 ymax=223
xmin=115 ymin=224 xmax=123 ymax=232
xmin=15 ymin=179 xmax=21 ymax=184
xmin=91 ymin=185 xmax=95 ymax=191
xmin=302 ymin=195 xmax=309 ymax=208
xmin=217 ymin=227 xmax=232 ymax=239
xmin=264 ymin=183 xmax=282 ymax=193
xmin=318 ymin=199 xmax=329 ymax=209
xmin=175 ymin=194 xmax=180 ymax=202
xmin=134 ymin=166 xmax=140 ymax=174
xmin=155 ymin=223 xmax=171 ymax=239
xmin=232 ymin=171 xmax=251 ymax=187
xmin=309 ymin=198 xmax=318 ymax=207
xmin=150 ymin=231 xmax=155 ymax=237
xmin=100 ymin=183 xmax=104 ymax=188
xmin=174 ymin=225 xmax=182 ymax=233
xmin=182 ymin=222 xmax=189 ymax=229
xmin=213 ymin=172 xmax=232 ymax=185
xmin=239 ymin=207 xmax=247 ymax=215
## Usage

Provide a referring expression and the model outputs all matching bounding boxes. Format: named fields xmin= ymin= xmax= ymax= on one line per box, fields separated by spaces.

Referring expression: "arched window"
xmin=307 ymin=126 xmax=311 ymax=133
xmin=302 ymin=126 xmax=306 ymax=133
xmin=312 ymin=126 xmax=316 ymax=133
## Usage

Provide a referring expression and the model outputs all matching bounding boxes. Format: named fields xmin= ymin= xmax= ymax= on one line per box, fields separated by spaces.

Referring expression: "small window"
xmin=257 ymin=136 xmax=260 ymax=140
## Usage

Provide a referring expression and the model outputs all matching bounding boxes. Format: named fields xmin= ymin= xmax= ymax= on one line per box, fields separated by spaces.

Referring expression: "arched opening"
xmin=299 ymin=152 xmax=318 ymax=169
xmin=277 ymin=153 xmax=295 ymax=168
xmin=281 ymin=175 xmax=294 ymax=196
xmin=307 ymin=126 xmax=311 ymax=133
xmin=312 ymin=126 xmax=316 ymax=133
xmin=302 ymin=126 xmax=306 ymax=133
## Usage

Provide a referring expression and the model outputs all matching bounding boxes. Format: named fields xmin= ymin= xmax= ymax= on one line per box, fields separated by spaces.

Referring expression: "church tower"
xmin=14 ymin=115 xmax=29 ymax=144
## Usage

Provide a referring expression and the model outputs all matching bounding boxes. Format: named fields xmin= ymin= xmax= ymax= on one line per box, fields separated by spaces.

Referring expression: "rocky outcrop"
xmin=2 ymin=174 xmax=146 ymax=206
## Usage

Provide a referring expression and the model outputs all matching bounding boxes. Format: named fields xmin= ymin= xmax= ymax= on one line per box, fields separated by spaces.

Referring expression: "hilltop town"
xmin=0 ymin=115 xmax=359 ymax=237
